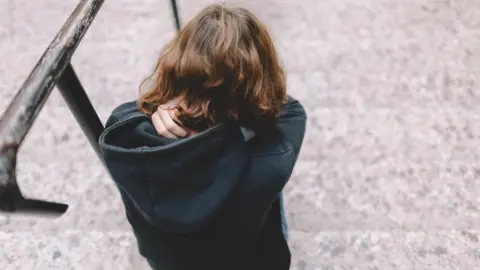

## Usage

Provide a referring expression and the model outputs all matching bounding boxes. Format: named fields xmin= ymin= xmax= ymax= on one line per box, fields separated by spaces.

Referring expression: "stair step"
xmin=288 ymin=230 xmax=479 ymax=270
xmin=0 ymin=230 xmax=151 ymax=270
xmin=1 ymin=230 xmax=477 ymax=270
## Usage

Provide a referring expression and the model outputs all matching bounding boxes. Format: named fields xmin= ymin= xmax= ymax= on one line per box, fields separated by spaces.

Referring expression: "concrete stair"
xmin=0 ymin=231 xmax=149 ymax=270
xmin=1 ymin=0 xmax=479 ymax=269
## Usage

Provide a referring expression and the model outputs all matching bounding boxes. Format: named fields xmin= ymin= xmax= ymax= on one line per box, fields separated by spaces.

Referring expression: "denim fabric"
xmin=279 ymin=194 xmax=288 ymax=241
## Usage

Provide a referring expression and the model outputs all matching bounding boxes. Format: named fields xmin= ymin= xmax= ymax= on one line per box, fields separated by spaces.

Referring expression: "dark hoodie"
xmin=99 ymin=96 xmax=306 ymax=270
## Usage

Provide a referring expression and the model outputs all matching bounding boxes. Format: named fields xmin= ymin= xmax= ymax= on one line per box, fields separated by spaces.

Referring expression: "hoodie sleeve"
xmin=105 ymin=101 xmax=139 ymax=128
xmin=276 ymin=95 xmax=307 ymax=159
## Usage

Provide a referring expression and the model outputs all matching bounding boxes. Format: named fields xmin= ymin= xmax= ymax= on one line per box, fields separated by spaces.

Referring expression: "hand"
xmin=151 ymin=102 xmax=189 ymax=139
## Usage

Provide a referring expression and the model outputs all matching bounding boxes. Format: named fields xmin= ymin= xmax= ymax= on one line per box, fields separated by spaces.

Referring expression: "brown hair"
xmin=138 ymin=4 xmax=286 ymax=132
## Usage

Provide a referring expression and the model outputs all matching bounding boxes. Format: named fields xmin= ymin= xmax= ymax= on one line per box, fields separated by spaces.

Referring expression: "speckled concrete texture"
xmin=289 ymin=230 xmax=479 ymax=270
xmin=0 ymin=0 xmax=479 ymax=269
xmin=0 ymin=231 xmax=136 ymax=270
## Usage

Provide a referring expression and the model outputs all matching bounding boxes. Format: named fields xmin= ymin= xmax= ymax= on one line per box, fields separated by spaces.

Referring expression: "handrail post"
xmin=56 ymin=64 xmax=105 ymax=161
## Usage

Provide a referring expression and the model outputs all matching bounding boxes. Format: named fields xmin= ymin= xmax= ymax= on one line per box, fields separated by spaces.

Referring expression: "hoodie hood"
xmin=99 ymin=112 xmax=252 ymax=233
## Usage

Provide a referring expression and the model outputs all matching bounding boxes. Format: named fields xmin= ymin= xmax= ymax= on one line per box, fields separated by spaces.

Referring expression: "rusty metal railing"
xmin=0 ymin=0 xmax=181 ymax=217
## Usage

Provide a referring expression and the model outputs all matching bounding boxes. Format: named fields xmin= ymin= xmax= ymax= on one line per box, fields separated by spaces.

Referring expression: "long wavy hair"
xmin=138 ymin=4 xmax=286 ymax=132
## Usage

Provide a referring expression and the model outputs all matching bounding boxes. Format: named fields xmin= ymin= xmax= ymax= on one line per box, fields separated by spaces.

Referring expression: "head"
xmin=138 ymin=4 xmax=286 ymax=132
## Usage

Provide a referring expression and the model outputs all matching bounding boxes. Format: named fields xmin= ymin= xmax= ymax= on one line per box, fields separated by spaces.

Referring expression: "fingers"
xmin=158 ymin=108 xmax=189 ymax=137
xmin=151 ymin=111 xmax=178 ymax=139
xmin=152 ymin=107 xmax=189 ymax=138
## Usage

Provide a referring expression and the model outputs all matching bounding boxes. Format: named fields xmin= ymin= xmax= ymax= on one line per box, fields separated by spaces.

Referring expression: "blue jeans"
xmin=279 ymin=194 xmax=288 ymax=240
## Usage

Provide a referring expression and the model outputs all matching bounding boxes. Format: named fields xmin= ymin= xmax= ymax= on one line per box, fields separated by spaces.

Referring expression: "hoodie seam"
xmin=252 ymin=148 xmax=293 ymax=158
xmin=100 ymin=115 xmax=229 ymax=155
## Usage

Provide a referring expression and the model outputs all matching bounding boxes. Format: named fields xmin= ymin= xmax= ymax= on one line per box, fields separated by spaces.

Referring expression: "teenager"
xmin=99 ymin=4 xmax=306 ymax=270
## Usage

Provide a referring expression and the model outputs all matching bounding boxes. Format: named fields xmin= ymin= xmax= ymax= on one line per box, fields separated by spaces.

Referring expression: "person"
xmin=99 ymin=4 xmax=306 ymax=270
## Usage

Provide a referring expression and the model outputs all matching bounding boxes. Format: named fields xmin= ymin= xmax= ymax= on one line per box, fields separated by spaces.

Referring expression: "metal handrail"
xmin=0 ymin=0 xmax=181 ymax=216
xmin=171 ymin=0 xmax=181 ymax=31
xmin=0 ymin=0 xmax=105 ymax=216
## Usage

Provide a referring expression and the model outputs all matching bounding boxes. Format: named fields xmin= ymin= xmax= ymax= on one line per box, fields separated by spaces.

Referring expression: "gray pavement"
xmin=0 ymin=0 xmax=479 ymax=269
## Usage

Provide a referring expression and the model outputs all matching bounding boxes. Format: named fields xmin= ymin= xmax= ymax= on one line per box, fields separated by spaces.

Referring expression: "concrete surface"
xmin=0 ymin=0 xmax=479 ymax=269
